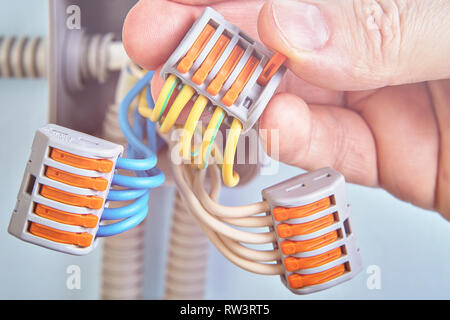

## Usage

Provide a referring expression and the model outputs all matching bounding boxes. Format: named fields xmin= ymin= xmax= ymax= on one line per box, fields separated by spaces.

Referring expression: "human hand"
xmin=122 ymin=0 xmax=450 ymax=219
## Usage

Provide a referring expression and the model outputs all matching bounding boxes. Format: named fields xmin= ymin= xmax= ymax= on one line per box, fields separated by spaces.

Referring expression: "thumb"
xmin=258 ymin=0 xmax=450 ymax=90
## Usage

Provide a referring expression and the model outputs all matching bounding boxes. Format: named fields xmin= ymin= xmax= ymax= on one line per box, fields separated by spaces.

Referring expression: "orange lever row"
xmin=40 ymin=185 xmax=104 ymax=209
xmin=178 ymin=24 xmax=285 ymax=105
xmin=273 ymin=197 xmax=332 ymax=222
xmin=193 ymin=34 xmax=230 ymax=85
xmin=257 ymin=52 xmax=286 ymax=86
xmin=283 ymin=247 xmax=342 ymax=272
xmin=277 ymin=213 xmax=335 ymax=238
xmin=280 ymin=230 xmax=338 ymax=255
xmin=222 ymin=55 xmax=259 ymax=106
xmin=34 ymin=203 xmax=98 ymax=228
xmin=50 ymin=148 xmax=113 ymax=173
xmin=45 ymin=167 xmax=109 ymax=191
xmin=177 ymin=24 xmax=216 ymax=74
xmin=29 ymin=222 xmax=93 ymax=248
xmin=288 ymin=264 xmax=346 ymax=289
xmin=207 ymin=45 xmax=244 ymax=96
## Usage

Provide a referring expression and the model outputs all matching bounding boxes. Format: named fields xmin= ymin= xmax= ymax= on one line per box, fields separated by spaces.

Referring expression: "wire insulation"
xmin=222 ymin=118 xmax=242 ymax=187
xmin=99 ymin=71 xmax=164 ymax=237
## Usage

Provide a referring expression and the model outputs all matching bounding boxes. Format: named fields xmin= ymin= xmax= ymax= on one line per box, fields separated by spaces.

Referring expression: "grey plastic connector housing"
xmin=8 ymin=124 xmax=123 ymax=255
xmin=160 ymin=7 xmax=286 ymax=133
xmin=262 ymin=167 xmax=363 ymax=295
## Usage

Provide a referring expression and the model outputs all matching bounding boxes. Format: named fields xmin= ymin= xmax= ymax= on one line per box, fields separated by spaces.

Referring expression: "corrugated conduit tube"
xmin=100 ymin=66 xmax=145 ymax=299
xmin=164 ymin=191 xmax=210 ymax=299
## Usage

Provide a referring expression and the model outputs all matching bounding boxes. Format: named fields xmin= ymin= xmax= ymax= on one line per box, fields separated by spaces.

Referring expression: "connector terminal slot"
xmin=8 ymin=124 xmax=123 ymax=255
xmin=262 ymin=167 xmax=363 ymax=294
xmin=161 ymin=7 xmax=287 ymax=133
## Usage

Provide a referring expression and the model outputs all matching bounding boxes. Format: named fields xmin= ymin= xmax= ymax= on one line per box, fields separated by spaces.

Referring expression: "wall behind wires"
xmin=0 ymin=0 xmax=102 ymax=299
xmin=1 ymin=0 xmax=449 ymax=301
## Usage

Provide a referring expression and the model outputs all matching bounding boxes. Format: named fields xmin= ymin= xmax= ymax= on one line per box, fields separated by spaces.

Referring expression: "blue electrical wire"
xmin=129 ymin=108 xmax=159 ymax=177
xmin=127 ymin=108 xmax=145 ymax=160
xmin=106 ymin=188 xmax=148 ymax=202
xmin=97 ymin=71 xmax=165 ymax=237
xmin=101 ymin=193 xmax=149 ymax=220
xmin=146 ymin=84 xmax=167 ymax=152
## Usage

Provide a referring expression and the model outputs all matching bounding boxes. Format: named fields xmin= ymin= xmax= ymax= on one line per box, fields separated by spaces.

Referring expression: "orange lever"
xmin=50 ymin=148 xmax=113 ymax=173
xmin=45 ymin=167 xmax=109 ymax=191
xmin=207 ymin=45 xmax=244 ymax=96
xmin=40 ymin=185 xmax=104 ymax=209
xmin=280 ymin=230 xmax=338 ymax=255
xmin=273 ymin=197 xmax=332 ymax=222
xmin=34 ymin=203 xmax=98 ymax=228
xmin=257 ymin=52 xmax=286 ymax=86
xmin=283 ymin=247 xmax=342 ymax=272
xmin=222 ymin=55 xmax=259 ymax=106
xmin=288 ymin=264 xmax=346 ymax=289
xmin=177 ymin=24 xmax=216 ymax=74
xmin=277 ymin=213 xmax=335 ymax=238
xmin=192 ymin=34 xmax=230 ymax=85
xmin=29 ymin=222 xmax=93 ymax=247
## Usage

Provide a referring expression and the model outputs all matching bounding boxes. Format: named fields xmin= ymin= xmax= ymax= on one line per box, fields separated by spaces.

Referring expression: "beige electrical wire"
xmin=218 ymin=235 xmax=281 ymax=262
xmin=112 ymin=66 xmax=284 ymax=286
xmin=191 ymin=166 xmax=273 ymax=229
xmin=194 ymin=168 xmax=271 ymax=218
xmin=175 ymin=163 xmax=276 ymax=245
xmin=158 ymin=125 xmax=283 ymax=275
xmin=170 ymin=158 xmax=283 ymax=275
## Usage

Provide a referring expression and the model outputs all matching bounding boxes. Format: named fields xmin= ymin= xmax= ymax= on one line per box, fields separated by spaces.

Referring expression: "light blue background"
xmin=0 ymin=0 xmax=449 ymax=299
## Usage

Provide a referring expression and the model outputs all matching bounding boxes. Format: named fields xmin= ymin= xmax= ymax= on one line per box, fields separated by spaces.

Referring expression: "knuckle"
xmin=351 ymin=0 xmax=405 ymax=84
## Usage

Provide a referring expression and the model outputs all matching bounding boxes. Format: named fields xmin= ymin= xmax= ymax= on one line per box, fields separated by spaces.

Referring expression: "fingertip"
xmin=122 ymin=0 xmax=151 ymax=68
xmin=260 ymin=93 xmax=310 ymax=131
xmin=257 ymin=0 xmax=296 ymax=60
xmin=257 ymin=0 xmax=335 ymax=91
xmin=257 ymin=0 xmax=393 ymax=91
xmin=259 ymin=93 xmax=311 ymax=164
xmin=122 ymin=0 xmax=200 ymax=70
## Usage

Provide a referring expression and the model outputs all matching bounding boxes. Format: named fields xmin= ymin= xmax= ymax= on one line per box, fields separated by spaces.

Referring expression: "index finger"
xmin=122 ymin=0 xmax=263 ymax=70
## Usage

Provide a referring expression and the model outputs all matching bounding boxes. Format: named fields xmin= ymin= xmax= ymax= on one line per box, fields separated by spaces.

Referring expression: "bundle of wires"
xmin=138 ymin=74 xmax=241 ymax=187
xmin=170 ymin=158 xmax=282 ymax=276
xmin=97 ymin=72 xmax=165 ymax=237
xmin=134 ymin=71 xmax=282 ymax=276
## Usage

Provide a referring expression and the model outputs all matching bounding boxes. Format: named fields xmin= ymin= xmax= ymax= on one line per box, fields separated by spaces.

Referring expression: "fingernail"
xmin=271 ymin=0 xmax=329 ymax=51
